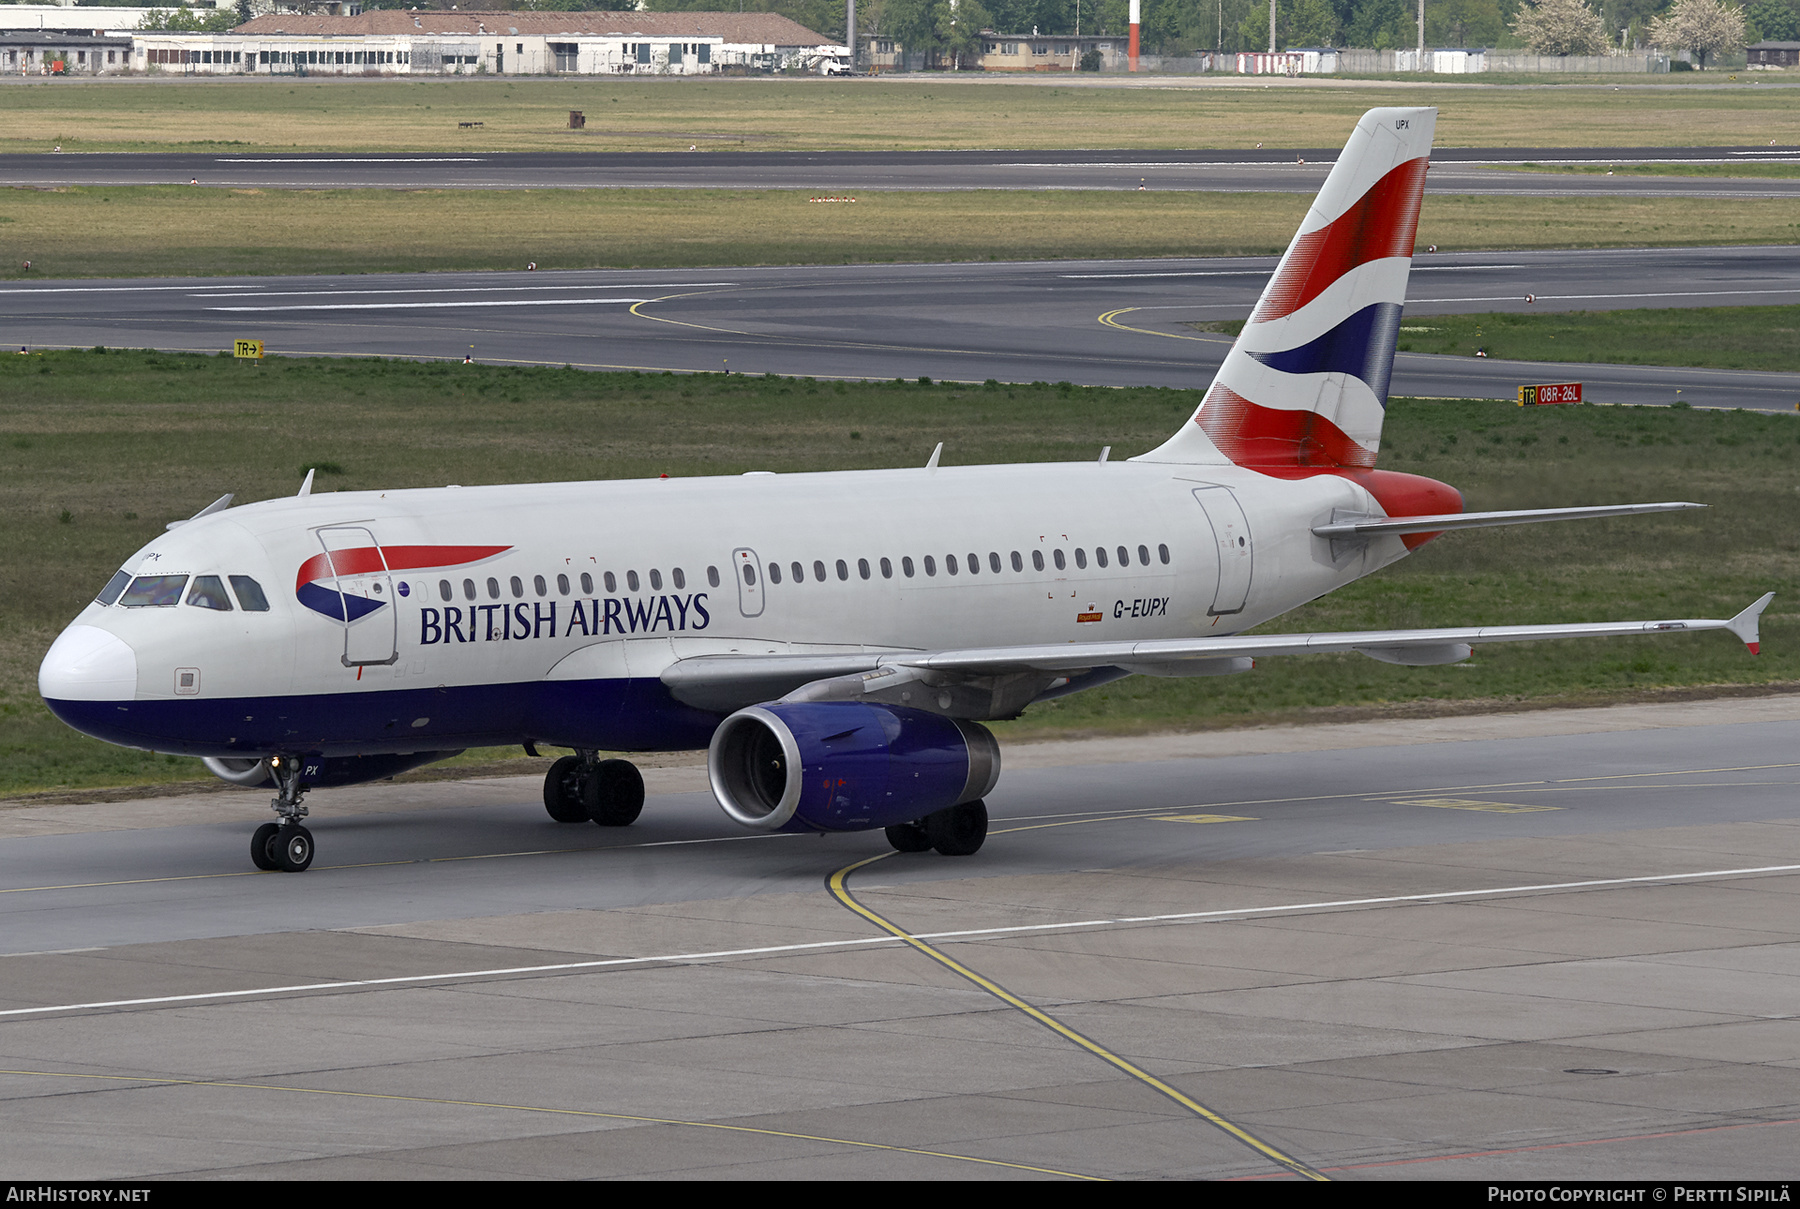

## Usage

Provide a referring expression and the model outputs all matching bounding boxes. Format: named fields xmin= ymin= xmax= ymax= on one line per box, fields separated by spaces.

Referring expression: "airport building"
xmin=133 ymin=11 xmax=845 ymax=76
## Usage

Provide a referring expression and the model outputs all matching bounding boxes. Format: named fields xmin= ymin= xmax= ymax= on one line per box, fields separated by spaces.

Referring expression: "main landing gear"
xmin=886 ymin=799 xmax=988 ymax=857
xmin=250 ymin=754 xmax=314 ymax=872
xmin=543 ymin=753 xmax=645 ymax=828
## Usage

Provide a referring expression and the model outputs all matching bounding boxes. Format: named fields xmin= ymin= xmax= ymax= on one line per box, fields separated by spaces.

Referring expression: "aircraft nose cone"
xmin=39 ymin=625 xmax=138 ymax=702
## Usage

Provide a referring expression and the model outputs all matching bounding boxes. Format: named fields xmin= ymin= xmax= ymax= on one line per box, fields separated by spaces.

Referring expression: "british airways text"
xmin=417 ymin=594 xmax=711 ymax=644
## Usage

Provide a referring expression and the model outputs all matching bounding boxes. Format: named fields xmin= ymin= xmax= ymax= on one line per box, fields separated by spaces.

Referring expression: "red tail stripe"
xmin=1196 ymin=385 xmax=1377 ymax=471
xmin=1250 ymin=157 xmax=1429 ymax=324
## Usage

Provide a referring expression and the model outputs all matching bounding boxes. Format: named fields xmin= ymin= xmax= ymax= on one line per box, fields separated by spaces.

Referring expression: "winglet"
xmin=164 ymin=492 xmax=234 ymax=531
xmin=1727 ymin=592 xmax=1775 ymax=655
xmin=297 ymin=469 xmax=315 ymax=498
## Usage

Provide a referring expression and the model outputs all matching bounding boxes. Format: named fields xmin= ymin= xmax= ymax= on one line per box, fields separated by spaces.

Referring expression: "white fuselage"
xmin=40 ymin=459 xmax=1408 ymax=758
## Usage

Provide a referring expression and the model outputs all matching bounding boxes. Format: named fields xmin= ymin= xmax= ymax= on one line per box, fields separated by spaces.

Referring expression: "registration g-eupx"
xmin=40 ymin=108 xmax=1773 ymax=874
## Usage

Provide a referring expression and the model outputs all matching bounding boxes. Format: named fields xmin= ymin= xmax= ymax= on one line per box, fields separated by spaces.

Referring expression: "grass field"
xmin=0 ymin=77 xmax=1796 ymax=154
xmin=2 ymin=186 xmax=1797 ymax=280
xmin=1 ymin=349 xmax=1794 ymax=797
xmin=1391 ymin=305 xmax=1800 ymax=370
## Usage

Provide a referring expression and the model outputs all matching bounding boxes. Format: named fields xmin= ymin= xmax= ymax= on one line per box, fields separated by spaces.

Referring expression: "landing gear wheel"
xmin=885 ymin=821 xmax=933 ymax=853
xmin=251 ymin=822 xmax=282 ymax=871
xmin=274 ymin=824 xmax=314 ymax=872
xmin=925 ymin=799 xmax=987 ymax=856
xmin=583 ymin=759 xmax=644 ymax=827
xmin=543 ymin=755 xmax=588 ymax=823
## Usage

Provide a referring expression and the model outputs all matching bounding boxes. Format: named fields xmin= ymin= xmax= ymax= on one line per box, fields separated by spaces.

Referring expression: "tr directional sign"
xmin=1518 ymin=382 xmax=1581 ymax=406
xmin=233 ymin=339 xmax=264 ymax=360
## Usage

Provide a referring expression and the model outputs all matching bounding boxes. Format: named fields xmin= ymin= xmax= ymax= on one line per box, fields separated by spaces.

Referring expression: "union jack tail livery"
xmin=1143 ymin=107 xmax=1435 ymax=470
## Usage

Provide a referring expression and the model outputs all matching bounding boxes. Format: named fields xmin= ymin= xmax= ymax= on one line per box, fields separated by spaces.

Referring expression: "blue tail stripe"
xmin=1247 ymin=302 xmax=1403 ymax=405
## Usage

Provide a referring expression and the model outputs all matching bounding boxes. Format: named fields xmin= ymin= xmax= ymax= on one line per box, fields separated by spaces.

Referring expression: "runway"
xmin=7 ymin=245 xmax=1799 ymax=409
xmin=2 ymin=697 xmax=1797 ymax=1179
xmin=6 ymin=146 xmax=1800 ymax=198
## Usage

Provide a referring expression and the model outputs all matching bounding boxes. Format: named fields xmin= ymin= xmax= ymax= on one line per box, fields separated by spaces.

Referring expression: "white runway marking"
xmin=1418 ymin=287 xmax=1800 ymax=304
xmin=217 ymin=157 xmax=486 ymax=164
xmin=4 ymin=861 xmax=1794 ymax=1020
xmin=190 ymin=283 xmax=735 ymax=298
xmin=208 ymin=298 xmax=652 ymax=312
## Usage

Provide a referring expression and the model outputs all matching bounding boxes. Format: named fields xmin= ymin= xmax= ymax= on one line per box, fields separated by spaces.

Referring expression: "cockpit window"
xmin=96 ymin=569 xmax=132 ymax=606
xmin=229 ymin=575 xmax=270 ymax=612
xmin=186 ymin=576 xmax=234 ymax=611
xmin=118 ymin=575 xmax=188 ymax=608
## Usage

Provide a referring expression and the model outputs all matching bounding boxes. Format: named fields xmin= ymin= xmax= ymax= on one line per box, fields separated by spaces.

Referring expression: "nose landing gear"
xmin=543 ymin=752 xmax=645 ymax=828
xmin=250 ymin=754 xmax=315 ymax=872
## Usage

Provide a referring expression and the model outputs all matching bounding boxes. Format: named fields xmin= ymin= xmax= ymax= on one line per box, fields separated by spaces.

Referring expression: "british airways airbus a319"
xmin=38 ymin=108 xmax=1771 ymax=872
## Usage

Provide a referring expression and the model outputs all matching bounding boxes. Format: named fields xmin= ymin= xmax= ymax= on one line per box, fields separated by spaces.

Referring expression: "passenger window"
xmin=230 ymin=575 xmax=270 ymax=612
xmin=557 ymin=573 xmax=570 ymax=595
xmin=792 ymin=561 xmax=805 ymax=583
xmin=604 ymin=572 xmax=616 ymax=593
xmin=673 ymin=568 xmax=686 ymax=590
xmin=988 ymin=552 xmax=1001 ymax=574
xmin=1138 ymin=544 xmax=1150 ymax=566
xmin=858 ymin=558 xmax=870 ymax=580
xmin=1096 ymin=547 xmax=1109 ymax=569
xmin=1075 ymin=548 xmax=1087 ymax=570
xmin=902 ymin=556 xmax=915 ymax=578
xmin=96 ymin=569 xmax=131 ymax=606
xmin=1159 ymin=543 xmax=1171 ymax=565
xmin=707 ymin=565 xmax=720 ymax=587
xmin=119 ymin=575 xmax=188 ymax=607
xmin=1010 ymin=551 xmax=1023 ymax=572
xmin=1118 ymin=545 xmax=1131 ymax=566
xmin=510 ymin=576 xmax=524 ymax=598
xmin=768 ymin=562 xmax=782 ymax=584
xmin=1053 ymin=550 xmax=1066 ymax=571
xmin=945 ymin=555 xmax=958 ymax=577
xmin=439 ymin=579 xmax=453 ymax=601
xmin=626 ymin=571 xmax=640 ymax=592
xmin=186 ymin=575 xmax=233 ymax=611
xmin=1032 ymin=550 xmax=1044 ymax=572
xmin=835 ymin=559 xmax=848 ymax=581
xmin=487 ymin=577 xmax=500 ymax=599
xmin=743 ymin=563 xmax=757 ymax=586
xmin=813 ymin=559 xmax=826 ymax=582
xmin=650 ymin=569 xmax=663 ymax=591
xmin=966 ymin=553 xmax=980 ymax=575
xmin=923 ymin=555 xmax=936 ymax=577
xmin=534 ymin=575 xmax=547 ymax=597
xmin=580 ymin=572 xmax=593 ymax=594
xmin=463 ymin=578 xmax=476 ymax=601
xmin=880 ymin=557 xmax=893 ymax=579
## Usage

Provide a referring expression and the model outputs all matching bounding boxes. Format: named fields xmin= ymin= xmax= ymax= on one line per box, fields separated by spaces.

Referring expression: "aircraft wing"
xmin=661 ymin=593 xmax=1774 ymax=715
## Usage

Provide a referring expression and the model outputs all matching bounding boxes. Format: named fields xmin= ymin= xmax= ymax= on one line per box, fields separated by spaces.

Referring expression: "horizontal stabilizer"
xmin=1313 ymin=501 xmax=1704 ymax=540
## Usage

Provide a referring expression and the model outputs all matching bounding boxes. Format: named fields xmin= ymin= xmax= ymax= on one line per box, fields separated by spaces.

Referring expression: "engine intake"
xmin=707 ymin=702 xmax=1000 ymax=833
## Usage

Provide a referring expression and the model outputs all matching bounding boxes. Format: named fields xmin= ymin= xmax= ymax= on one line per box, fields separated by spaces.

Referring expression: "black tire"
xmin=251 ymin=822 xmax=282 ymax=871
xmin=543 ymin=755 xmax=587 ymax=823
xmin=925 ymin=799 xmax=987 ymax=856
xmin=885 ymin=821 xmax=933 ymax=853
xmin=586 ymin=759 xmax=644 ymax=827
xmin=275 ymin=824 xmax=314 ymax=873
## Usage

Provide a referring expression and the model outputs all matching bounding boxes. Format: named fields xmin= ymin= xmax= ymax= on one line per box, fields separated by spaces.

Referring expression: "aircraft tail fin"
xmin=1137 ymin=107 xmax=1436 ymax=470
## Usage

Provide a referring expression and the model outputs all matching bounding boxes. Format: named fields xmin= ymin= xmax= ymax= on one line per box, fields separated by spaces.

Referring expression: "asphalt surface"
xmin=2 ymin=698 xmax=1797 ymax=1178
xmin=7 ymin=245 xmax=1799 ymax=408
xmin=6 ymin=145 xmax=1800 ymax=196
